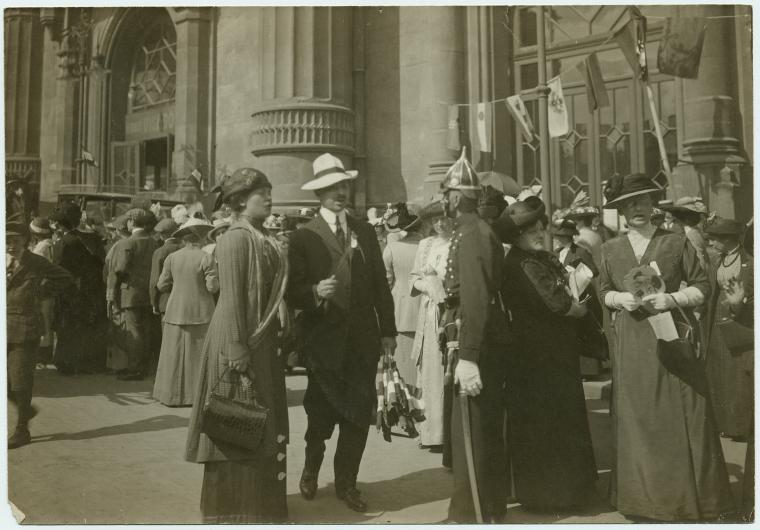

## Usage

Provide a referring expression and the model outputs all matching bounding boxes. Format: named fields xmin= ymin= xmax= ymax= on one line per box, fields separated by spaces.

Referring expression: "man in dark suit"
xmin=7 ymin=217 xmax=72 ymax=448
xmin=287 ymin=153 xmax=397 ymax=512
xmin=109 ymin=208 xmax=159 ymax=381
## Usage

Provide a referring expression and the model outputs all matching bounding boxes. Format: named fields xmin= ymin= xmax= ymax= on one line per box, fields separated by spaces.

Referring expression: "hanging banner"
xmin=614 ymin=7 xmax=648 ymax=82
xmin=447 ymin=105 xmax=464 ymax=151
xmin=505 ymin=95 xmax=536 ymax=141
xmin=657 ymin=18 xmax=707 ymax=79
xmin=475 ymin=102 xmax=492 ymax=153
xmin=547 ymin=76 xmax=569 ymax=138
xmin=576 ymin=53 xmax=610 ymax=111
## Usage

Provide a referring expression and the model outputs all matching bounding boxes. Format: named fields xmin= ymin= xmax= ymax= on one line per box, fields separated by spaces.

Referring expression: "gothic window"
xmin=129 ymin=19 xmax=177 ymax=111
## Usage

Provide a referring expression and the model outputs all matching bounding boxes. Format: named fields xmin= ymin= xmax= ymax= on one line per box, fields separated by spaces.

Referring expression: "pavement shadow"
xmin=287 ymin=466 xmax=453 ymax=523
xmin=29 ymin=414 xmax=188 ymax=444
xmin=31 ymin=368 xmax=156 ymax=405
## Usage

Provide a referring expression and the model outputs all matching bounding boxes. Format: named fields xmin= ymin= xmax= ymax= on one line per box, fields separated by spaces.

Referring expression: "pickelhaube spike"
xmin=440 ymin=147 xmax=481 ymax=193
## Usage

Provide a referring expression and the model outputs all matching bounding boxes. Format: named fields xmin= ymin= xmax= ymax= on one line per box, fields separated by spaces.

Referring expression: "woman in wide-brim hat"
xmin=496 ymin=197 xmax=597 ymax=510
xmin=598 ymin=173 xmax=732 ymax=520
xmin=407 ymin=198 xmax=451 ymax=454
xmin=185 ymin=167 xmax=290 ymax=524
xmin=153 ymin=215 xmax=218 ymax=408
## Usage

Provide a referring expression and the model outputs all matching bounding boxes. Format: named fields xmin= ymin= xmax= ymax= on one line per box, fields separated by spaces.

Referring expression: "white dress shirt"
xmin=319 ymin=207 xmax=347 ymax=235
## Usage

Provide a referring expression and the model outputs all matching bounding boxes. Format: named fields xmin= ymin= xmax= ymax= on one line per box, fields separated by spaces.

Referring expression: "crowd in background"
xmin=6 ymin=158 xmax=754 ymax=523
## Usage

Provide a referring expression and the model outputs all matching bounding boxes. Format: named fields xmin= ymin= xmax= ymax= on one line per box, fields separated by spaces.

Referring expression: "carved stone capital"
xmin=250 ymin=102 xmax=355 ymax=156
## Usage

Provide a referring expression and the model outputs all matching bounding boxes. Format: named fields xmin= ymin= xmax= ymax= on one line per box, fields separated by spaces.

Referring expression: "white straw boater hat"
xmin=301 ymin=153 xmax=358 ymax=191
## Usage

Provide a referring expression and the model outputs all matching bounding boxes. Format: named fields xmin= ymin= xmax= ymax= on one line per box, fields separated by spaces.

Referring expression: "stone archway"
xmin=99 ymin=7 xmax=211 ymax=198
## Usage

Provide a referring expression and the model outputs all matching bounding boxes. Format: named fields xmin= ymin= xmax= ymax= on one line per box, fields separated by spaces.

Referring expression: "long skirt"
xmin=201 ymin=458 xmax=287 ymax=524
xmin=153 ymin=322 xmax=208 ymax=406
xmin=416 ymin=331 xmax=445 ymax=446
xmin=610 ymin=311 xmax=734 ymax=520
xmin=394 ymin=332 xmax=417 ymax=388
xmin=706 ymin=328 xmax=752 ymax=439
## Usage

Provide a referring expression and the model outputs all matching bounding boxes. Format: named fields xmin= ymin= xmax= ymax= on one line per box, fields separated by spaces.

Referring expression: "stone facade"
xmin=5 ymin=6 xmax=753 ymax=221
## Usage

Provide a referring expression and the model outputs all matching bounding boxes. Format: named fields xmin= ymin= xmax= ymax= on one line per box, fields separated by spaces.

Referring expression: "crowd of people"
xmin=6 ymin=150 xmax=754 ymax=523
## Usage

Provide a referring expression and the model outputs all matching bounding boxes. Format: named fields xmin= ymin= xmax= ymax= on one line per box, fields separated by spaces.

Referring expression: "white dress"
xmin=409 ymin=235 xmax=450 ymax=446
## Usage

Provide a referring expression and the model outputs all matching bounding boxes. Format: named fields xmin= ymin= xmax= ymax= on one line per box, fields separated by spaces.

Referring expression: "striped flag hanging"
xmin=576 ymin=53 xmax=610 ymax=111
xmin=657 ymin=18 xmax=707 ymax=79
xmin=505 ymin=94 xmax=536 ymax=141
xmin=475 ymin=102 xmax=492 ymax=153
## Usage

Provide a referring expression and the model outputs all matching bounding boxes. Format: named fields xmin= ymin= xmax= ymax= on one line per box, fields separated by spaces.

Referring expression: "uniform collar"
xmin=453 ymin=211 xmax=479 ymax=230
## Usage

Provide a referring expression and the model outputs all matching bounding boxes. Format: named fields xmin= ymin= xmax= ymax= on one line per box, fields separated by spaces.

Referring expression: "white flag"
xmin=547 ymin=76 xmax=569 ymax=138
xmin=475 ymin=102 xmax=492 ymax=152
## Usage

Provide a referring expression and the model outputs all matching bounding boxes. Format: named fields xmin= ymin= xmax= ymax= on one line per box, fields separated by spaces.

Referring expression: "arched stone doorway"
xmin=105 ymin=8 xmax=177 ymax=195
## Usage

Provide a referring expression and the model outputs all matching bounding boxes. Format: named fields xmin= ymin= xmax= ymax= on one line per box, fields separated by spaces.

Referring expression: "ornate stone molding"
xmin=251 ymin=102 xmax=355 ymax=156
xmin=6 ymin=157 xmax=42 ymax=183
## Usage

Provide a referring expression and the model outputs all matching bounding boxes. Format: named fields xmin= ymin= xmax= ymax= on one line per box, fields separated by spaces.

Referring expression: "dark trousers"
xmin=448 ymin=382 xmax=509 ymax=523
xmin=7 ymin=340 xmax=38 ymax=431
xmin=121 ymin=306 xmax=152 ymax=373
xmin=303 ymin=378 xmax=370 ymax=494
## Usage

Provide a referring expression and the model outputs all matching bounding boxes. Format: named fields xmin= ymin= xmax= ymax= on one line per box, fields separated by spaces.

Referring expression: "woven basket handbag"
xmin=201 ymin=368 xmax=268 ymax=452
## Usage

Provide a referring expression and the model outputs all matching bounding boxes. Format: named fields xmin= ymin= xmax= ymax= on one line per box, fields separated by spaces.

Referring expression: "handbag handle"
xmin=667 ymin=294 xmax=699 ymax=347
xmin=209 ymin=366 xmax=257 ymax=402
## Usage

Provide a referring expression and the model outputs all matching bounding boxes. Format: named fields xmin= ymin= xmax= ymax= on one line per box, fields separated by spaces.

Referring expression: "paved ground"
xmin=7 ymin=367 xmax=749 ymax=524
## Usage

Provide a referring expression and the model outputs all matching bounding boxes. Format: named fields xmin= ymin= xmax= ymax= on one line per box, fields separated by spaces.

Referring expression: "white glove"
xmin=614 ymin=292 xmax=641 ymax=312
xmin=642 ymin=292 xmax=677 ymax=312
xmin=454 ymin=359 xmax=482 ymax=396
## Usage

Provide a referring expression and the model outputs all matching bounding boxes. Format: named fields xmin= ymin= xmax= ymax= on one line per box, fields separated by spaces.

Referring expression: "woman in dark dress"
xmin=494 ymin=199 xmax=597 ymax=510
xmin=185 ymin=168 xmax=289 ymax=523
xmin=49 ymin=202 xmax=107 ymax=374
xmin=599 ymin=173 xmax=733 ymax=521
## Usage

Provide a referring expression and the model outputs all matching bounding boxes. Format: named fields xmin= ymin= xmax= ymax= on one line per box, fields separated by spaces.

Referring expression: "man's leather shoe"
xmin=117 ymin=371 xmax=144 ymax=381
xmin=299 ymin=470 xmax=318 ymax=500
xmin=336 ymin=487 xmax=367 ymax=512
xmin=8 ymin=428 xmax=31 ymax=449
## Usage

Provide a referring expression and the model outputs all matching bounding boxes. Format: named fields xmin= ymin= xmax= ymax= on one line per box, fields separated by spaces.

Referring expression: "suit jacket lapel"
xmin=306 ymin=215 xmax=344 ymax=258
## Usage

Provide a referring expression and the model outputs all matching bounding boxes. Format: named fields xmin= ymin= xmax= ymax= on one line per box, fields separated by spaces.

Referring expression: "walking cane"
xmin=453 ymin=318 xmax=484 ymax=524
xmin=459 ymin=390 xmax=484 ymax=523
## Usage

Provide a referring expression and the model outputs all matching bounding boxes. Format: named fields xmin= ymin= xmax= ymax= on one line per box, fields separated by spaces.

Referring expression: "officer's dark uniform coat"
xmin=443 ymin=211 xmax=510 ymax=522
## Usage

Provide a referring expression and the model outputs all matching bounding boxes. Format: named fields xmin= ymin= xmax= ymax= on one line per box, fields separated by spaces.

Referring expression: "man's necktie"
xmin=335 ymin=221 xmax=346 ymax=249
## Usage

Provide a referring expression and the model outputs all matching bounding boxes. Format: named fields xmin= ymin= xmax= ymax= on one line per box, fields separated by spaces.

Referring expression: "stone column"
xmin=251 ymin=7 xmax=354 ymax=206
xmin=398 ymin=6 xmax=465 ymax=201
xmin=173 ymin=8 xmax=211 ymax=198
xmin=4 ymin=8 xmax=44 ymax=202
xmin=673 ymin=4 xmax=749 ymax=219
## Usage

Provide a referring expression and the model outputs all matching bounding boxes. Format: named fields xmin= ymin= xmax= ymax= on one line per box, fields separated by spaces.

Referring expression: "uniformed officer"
xmin=440 ymin=149 xmax=511 ymax=522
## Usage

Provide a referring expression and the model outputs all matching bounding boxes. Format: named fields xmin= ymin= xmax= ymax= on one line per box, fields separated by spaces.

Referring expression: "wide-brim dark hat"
xmin=477 ymin=186 xmax=508 ymax=220
xmin=50 ymin=201 xmax=83 ymax=227
xmin=603 ymin=173 xmax=661 ymax=209
xmin=704 ymin=216 xmax=745 ymax=236
xmin=493 ymin=198 xmax=546 ymax=244
xmin=221 ymin=168 xmax=272 ymax=201
xmin=403 ymin=200 xmax=444 ymax=230
xmin=29 ymin=216 xmax=52 ymax=236
xmin=552 ymin=218 xmax=579 ymax=237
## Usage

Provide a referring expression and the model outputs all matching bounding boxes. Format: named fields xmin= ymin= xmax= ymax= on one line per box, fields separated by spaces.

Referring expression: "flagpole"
xmin=644 ymin=83 xmax=672 ymax=179
xmin=536 ymin=6 xmax=553 ymax=247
